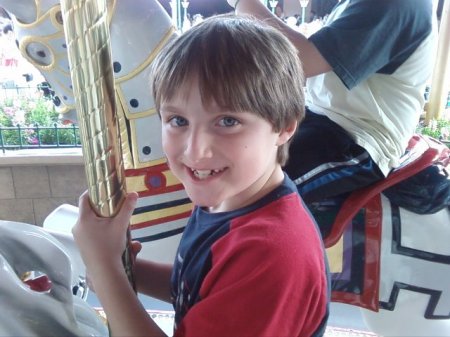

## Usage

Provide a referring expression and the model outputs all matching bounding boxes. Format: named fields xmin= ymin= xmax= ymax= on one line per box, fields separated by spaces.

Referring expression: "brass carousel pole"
xmin=59 ymin=0 xmax=134 ymax=287
xmin=426 ymin=0 xmax=450 ymax=123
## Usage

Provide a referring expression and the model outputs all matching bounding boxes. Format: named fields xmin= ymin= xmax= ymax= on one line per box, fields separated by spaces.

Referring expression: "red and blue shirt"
xmin=171 ymin=175 xmax=330 ymax=337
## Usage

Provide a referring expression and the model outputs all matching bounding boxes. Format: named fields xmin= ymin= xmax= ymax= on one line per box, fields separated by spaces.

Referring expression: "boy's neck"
xmin=206 ymin=165 xmax=285 ymax=214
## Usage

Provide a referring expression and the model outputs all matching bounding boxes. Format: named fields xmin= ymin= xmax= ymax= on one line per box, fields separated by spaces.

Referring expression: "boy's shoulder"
xmin=222 ymin=186 xmax=325 ymax=272
xmin=239 ymin=174 xmax=309 ymax=221
xmin=232 ymin=190 xmax=314 ymax=232
xmin=230 ymin=176 xmax=318 ymax=238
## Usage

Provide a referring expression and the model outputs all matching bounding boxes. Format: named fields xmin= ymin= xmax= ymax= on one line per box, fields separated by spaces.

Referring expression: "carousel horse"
xmin=0 ymin=1 xmax=449 ymax=336
xmin=0 ymin=221 xmax=108 ymax=337
xmin=317 ymin=134 xmax=450 ymax=336
xmin=0 ymin=0 xmax=186 ymax=263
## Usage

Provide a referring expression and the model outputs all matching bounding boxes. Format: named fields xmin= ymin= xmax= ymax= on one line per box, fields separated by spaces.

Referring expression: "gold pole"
xmin=60 ymin=0 xmax=134 ymax=287
xmin=426 ymin=0 xmax=450 ymax=123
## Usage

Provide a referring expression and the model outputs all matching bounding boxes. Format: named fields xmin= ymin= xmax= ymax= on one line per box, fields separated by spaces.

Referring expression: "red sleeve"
xmin=174 ymin=194 xmax=328 ymax=337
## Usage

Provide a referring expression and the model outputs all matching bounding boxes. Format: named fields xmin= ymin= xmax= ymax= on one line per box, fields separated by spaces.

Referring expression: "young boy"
xmin=73 ymin=14 xmax=329 ymax=337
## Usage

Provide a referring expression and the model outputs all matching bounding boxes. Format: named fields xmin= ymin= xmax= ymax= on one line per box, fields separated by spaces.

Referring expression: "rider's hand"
xmin=72 ymin=191 xmax=138 ymax=281
xmin=130 ymin=240 xmax=142 ymax=264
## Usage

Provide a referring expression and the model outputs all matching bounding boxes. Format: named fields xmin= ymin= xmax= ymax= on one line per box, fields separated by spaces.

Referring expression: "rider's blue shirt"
xmin=307 ymin=0 xmax=437 ymax=175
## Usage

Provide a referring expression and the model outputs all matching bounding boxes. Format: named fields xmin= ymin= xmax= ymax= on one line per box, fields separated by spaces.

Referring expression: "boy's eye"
xmin=218 ymin=116 xmax=239 ymax=127
xmin=168 ymin=116 xmax=188 ymax=127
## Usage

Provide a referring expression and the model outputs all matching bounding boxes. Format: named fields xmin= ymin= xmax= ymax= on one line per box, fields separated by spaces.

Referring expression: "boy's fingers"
xmin=77 ymin=190 xmax=103 ymax=221
xmin=77 ymin=190 xmax=91 ymax=214
xmin=78 ymin=191 xmax=137 ymax=223
xmin=131 ymin=240 xmax=142 ymax=255
xmin=115 ymin=192 xmax=138 ymax=227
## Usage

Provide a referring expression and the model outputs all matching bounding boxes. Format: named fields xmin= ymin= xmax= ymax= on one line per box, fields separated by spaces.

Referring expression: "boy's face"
xmin=160 ymin=81 xmax=294 ymax=213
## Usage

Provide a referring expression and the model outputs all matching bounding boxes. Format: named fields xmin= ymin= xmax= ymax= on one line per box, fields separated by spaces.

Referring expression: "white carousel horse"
xmin=0 ymin=1 xmax=449 ymax=336
xmin=319 ymin=134 xmax=450 ymax=336
xmin=0 ymin=220 xmax=108 ymax=337
xmin=0 ymin=0 xmax=187 ymax=262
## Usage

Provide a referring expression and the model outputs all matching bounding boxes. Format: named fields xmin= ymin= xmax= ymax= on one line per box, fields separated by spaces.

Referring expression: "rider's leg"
xmin=285 ymin=109 xmax=385 ymax=203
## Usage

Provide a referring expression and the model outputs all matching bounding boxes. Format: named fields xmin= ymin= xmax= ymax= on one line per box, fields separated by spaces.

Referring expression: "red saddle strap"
xmin=324 ymin=134 xmax=445 ymax=248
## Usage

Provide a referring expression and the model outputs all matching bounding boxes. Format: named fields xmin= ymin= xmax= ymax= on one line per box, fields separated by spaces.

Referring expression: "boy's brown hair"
xmin=150 ymin=14 xmax=305 ymax=166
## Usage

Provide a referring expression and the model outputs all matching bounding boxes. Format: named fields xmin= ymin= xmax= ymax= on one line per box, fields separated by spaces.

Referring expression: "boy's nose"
xmin=184 ymin=129 xmax=213 ymax=161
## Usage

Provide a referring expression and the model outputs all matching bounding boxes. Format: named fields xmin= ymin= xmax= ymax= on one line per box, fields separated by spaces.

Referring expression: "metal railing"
xmin=0 ymin=123 xmax=81 ymax=153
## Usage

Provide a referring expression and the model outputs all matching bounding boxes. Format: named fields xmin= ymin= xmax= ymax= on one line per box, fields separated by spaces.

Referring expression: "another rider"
xmin=229 ymin=0 xmax=437 ymax=203
xmin=73 ymin=15 xmax=330 ymax=337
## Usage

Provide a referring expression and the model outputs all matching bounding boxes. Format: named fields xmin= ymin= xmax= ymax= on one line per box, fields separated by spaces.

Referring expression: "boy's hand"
xmin=72 ymin=191 xmax=138 ymax=280
xmin=130 ymin=240 xmax=142 ymax=264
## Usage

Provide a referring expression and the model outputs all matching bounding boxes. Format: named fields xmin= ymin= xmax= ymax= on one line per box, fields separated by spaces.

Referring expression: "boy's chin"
xmin=188 ymin=195 xmax=220 ymax=211
xmin=192 ymin=199 xmax=217 ymax=209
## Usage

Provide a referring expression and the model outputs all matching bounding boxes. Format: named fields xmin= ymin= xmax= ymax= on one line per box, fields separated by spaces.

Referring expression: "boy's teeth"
xmin=195 ymin=170 xmax=212 ymax=179
xmin=192 ymin=169 xmax=222 ymax=180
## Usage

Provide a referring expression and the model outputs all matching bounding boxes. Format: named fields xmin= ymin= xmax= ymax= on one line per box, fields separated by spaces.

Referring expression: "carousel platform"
xmin=95 ymin=308 xmax=379 ymax=337
xmin=92 ymin=294 xmax=379 ymax=337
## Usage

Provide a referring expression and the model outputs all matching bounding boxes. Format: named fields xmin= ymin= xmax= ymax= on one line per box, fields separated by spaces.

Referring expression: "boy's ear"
xmin=277 ymin=120 xmax=298 ymax=146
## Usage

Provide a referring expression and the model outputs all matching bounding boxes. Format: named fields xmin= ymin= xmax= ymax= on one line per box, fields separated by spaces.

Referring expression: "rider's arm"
xmin=234 ymin=0 xmax=332 ymax=78
xmin=134 ymin=258 xmax=173 ymax=302
xmin=73 ymin=192 xmax=168 ymax=337
xmin=91 ymin=261 xmax=167 ymax=337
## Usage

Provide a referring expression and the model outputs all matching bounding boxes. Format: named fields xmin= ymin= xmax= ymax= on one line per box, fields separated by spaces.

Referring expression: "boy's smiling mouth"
xmin=190 ymin=168 xmax=225 ymax=180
